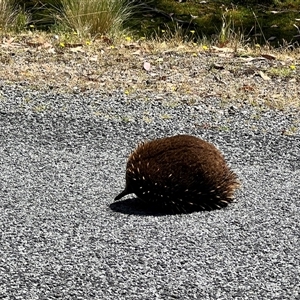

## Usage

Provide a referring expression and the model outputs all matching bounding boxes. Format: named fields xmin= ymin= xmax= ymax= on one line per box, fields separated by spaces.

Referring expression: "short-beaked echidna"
xmin=115 ymin=135 xmax=240 ymax=213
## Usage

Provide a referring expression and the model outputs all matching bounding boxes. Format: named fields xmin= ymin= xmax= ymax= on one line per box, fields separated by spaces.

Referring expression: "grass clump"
xmin=216 ymin=6 xmax=249 ymax=48
xmin=0 ymin=0 xmax=30 ymax=32
xmin=0 ymin=0 xmax=15 ymax=29
xmin=56 ymin=0 xmax=134 ymax=37
xmin=0 ymin=0 xmax=136 ymax=37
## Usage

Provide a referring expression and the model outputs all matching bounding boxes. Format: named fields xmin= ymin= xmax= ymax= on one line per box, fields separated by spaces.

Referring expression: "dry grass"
xmin=54 ymin=0 xmax=133 ymax=37
xmin=0 ymin=31 xmax=299 ymax=112
xmin=0 ymin=0 xmax=27 ymax=31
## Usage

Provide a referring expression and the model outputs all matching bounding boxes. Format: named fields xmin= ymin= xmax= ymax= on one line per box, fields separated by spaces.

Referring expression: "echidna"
xmin=115 ymin=135 xmax=240 ymax=213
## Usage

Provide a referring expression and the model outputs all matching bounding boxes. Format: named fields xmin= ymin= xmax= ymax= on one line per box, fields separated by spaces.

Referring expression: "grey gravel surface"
xmin=0 ymin=84 xmax=299 ymax=300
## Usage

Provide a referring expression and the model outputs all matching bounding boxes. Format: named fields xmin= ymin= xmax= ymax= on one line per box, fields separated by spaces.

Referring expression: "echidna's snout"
xmin=114 ymin=187 xmax=130 ymax=201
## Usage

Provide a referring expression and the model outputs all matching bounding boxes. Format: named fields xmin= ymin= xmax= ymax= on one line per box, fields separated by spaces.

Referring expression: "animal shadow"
xmin=109 ymin=197 xmax=216 ymax=216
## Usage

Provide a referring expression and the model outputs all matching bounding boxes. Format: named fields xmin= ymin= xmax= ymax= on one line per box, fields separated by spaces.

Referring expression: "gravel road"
xmin=0 ymin=84 xmax=299 ymax=299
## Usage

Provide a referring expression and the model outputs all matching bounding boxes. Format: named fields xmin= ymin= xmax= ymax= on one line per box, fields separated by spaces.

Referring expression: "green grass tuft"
xmin=55 ymin=0 xmax=134 ymax=37
xmin=0 ymin=0 xmax=30 ymax=31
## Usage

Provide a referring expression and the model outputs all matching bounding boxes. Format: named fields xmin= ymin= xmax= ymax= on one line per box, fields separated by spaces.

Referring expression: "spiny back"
xmin=115 ymin=135 xmax=240 ymax=213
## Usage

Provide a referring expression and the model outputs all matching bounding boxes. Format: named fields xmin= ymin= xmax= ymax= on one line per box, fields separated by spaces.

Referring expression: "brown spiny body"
xmin=115 ymin=135 xmax=240 ymax=213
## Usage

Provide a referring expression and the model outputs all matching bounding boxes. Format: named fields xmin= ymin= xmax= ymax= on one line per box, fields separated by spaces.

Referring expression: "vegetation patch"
xmin=0 ymin=0 xmax=299 ymax=113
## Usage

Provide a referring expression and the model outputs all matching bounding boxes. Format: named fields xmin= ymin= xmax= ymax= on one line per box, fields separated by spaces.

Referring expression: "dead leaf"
xmin=124 ymin=42 xmax=140 ymax=49
xmin=241 ymin=84 xmax=255 ymax=92
xmin=143 ymin=62 xmax=151 ymax=71
xmin=69 ymin=46 xmax=84 ymax=53
xmin=213 ymin=74 xmax=227 ymax=85
xmin=42 ymin=42 xmax=52 ymax=49
xmin=2 ymin=37 xmax=18 ymax=48
xmin=211 ymin=63 xmax=224 ymax=70
xmin=47 ymin=48 xmax=56 ymax=54
xmin=212 ymin=46 xmax=234 ymax=52
xmin=240 ymin=57 xmax=266 ymax=62
xmin=132 ymin=49 xmax=142 ymax=55
xmin=271 ymin=94 xmax=281 ymax=99
xmin=89 ymin=55 xmax=98 ymax=62
xmin=5 ymin=37 xmax=15 ymax=44
xmin=26 ymin=41 xmax=43 ymax=47
xmin=261 ymin=54 xmax=276 ymax=60
xmin=258 ymin=71 xmax=271 ymax=81
xmin=102 ymin=36 xmax=113 ymax=45
xmin=65 ymin=43 xmax=83 ymax=48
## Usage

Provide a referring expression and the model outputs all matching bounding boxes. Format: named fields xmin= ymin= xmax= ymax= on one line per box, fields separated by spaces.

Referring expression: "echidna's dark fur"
xmin=115 ymin=135 xmax=240 ymax=213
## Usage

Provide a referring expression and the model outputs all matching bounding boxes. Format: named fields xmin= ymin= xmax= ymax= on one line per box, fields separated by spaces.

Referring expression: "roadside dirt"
xmin=0 ymin=34 xmax=299 ymax=111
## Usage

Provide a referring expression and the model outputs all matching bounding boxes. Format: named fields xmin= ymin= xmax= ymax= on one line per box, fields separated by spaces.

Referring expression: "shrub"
xmin=57 ymin=0 xmax=134 ymax=37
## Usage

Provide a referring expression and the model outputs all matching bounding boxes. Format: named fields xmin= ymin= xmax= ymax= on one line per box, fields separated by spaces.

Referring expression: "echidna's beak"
xmin=114 ymin=188 xmax=130 ymax=201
